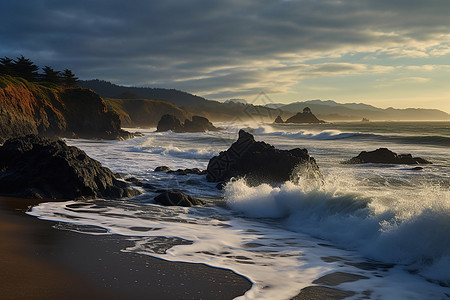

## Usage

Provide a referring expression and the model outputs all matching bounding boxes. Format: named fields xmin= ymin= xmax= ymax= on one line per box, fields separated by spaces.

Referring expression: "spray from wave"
xmin=224 ymin=170 xmax=450 ymax=284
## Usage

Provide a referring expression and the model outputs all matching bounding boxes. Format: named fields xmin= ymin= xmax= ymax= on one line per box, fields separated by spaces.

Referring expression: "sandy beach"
xmin=0 ymin=196 xmax=252 ymax=299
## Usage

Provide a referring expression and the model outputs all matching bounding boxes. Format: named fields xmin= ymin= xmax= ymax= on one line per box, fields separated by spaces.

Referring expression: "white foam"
xmin=224 ymin=171 xmax=450 ymax=286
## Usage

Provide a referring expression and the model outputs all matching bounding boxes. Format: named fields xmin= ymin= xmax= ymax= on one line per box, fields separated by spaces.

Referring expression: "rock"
xmin=155 ymin=166 xmax=171 ymax=172
xmin=273 ymin=115 xmax=284 ymax=123
xmin=285 ymin=107 xmax=325 ymax=124
xmin=0 ymin=135 xmax=140 ymax=199
xmin=154 ymin=190 xmax=204 ymax=207
xmin=168 ymin=168 xmax=206 ymax=175
xmin=156 ymin=114 xmax=183 ymax=132
xmin=183 ymin=116 xmax=220 ymax=132
xmin=343 ymin=148 xmax=432 ymax=164
xmin=206 ymin=130 xmax=321 ymax=185
xmin=156 ymin=114 xmax=220 ymax=133
xmin=411 ymin=167 xmax=423 ymax=171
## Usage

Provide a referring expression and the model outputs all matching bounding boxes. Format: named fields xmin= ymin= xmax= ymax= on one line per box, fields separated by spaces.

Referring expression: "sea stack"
xmin=156 ymin=114 xmax=220 ymax=133
xmin=273 ymin=115 xmax=284 ymax=123
xmin=206 ymin=129 xmax=321 ymax=185
xmin=285 ymin=107 xmax=325 ymax=124
xmin=343 ymin=148 xmax=432 ymax=165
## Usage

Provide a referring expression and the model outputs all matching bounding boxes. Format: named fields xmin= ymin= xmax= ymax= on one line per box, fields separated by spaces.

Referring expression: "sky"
xmin=1 ymin=0 xmax=449 ymax=112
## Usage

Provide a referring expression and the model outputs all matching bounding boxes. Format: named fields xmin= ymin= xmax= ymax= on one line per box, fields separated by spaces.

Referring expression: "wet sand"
xmin=0 ymin=197 xmax=252 ymax=299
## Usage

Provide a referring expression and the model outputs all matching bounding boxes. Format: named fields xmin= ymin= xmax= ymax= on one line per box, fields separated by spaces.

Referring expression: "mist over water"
xmin=29 ymin=122 xmax=450 ymax=299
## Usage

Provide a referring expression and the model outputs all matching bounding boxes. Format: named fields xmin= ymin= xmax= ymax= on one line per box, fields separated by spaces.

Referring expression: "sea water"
xmin=28 ymin=121 xmax=450 ymax=299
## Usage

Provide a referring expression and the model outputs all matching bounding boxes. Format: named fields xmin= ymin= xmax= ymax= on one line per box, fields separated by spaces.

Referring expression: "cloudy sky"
xmin=1 ymin=0 xmax=449 ymax=112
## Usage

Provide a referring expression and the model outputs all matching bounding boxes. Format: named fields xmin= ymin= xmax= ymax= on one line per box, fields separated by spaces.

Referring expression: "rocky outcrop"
xmin=0 ymin=135 xmax=140 ymax=199
xmin=0 ymin=75 xmax=132 ymax=143
xmin=206 ymin=130 xmax=321 ymax=185
xmin=274 ymin=115 xmax=284 ymax=123
xmin=285 ymin=107 xmax=325 ymax=124
xmin=156 ymin=114 xmax=184 ymax=132
xmin=154 ymin=190 xmax=204 ymax=207
xmin=343 ymin=148 xmax=432 ymax=164
xmin=154 ymin=166 xmax=206 ymax=175
xmin=184 ymin=116 xmax=219 ymax=132
xmin=156 ymin=114 xmax=220 ymax=133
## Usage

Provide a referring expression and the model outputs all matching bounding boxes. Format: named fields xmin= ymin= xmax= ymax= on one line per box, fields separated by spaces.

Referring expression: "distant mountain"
xmin=269 ymin=100 xmax=449 ymax=121
xmin=80 ymin=79 xmax=215 ymax=107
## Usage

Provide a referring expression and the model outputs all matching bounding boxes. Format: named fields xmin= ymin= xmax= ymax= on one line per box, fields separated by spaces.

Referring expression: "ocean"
xmin=28 ymin=121 xmax=449 ymax=299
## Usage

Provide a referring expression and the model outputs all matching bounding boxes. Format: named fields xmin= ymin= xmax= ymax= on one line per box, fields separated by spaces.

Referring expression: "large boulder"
xmin=154 ymin=190 xmax=204 ymax=207
xmin=285 ymin=107 xmax=325 ymax=124
xmin=343 ymin=148 xmax=432 ymax=164
xmin=156 ymin=114 xmax=183 ymax=132
xmin=206 ymin=130 xmax=321 ymax=185
xmin=0 ymin=135 xmax=140 ymax=199
xmin=156 ymin=114 xmax=220 ymax=133
xmin=184 ymin=116 xmax=220 ymax=132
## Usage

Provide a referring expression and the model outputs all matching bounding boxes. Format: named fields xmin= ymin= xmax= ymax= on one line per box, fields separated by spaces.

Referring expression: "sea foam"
xmin=224 ymin=171 xmax=450 ymax=285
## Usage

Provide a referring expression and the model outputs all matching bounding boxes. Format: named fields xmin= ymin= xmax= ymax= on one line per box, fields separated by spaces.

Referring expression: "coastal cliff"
xmin=0 ymin=75 xmax=131 ymax=143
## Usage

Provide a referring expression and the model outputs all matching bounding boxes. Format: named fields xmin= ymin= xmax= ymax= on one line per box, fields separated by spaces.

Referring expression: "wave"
xmin=386 ymin=135 xmax=450 ymax=147
xmin=224 ymin=172 xmax=450 ymax=284
xmin=242 ymin=126 xmax=450 ymax=146
xmin=246 ymin=126 xmax=375 ymax=140
xmin=135 ymin=137 xmax=217 ymax=160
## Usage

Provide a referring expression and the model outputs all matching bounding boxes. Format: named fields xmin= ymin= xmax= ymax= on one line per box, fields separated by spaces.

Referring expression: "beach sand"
xmin=0 ymin=196 xmax=252 ymax=299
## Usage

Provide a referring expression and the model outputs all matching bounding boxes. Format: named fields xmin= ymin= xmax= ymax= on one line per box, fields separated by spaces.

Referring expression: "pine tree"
xmin=41 ymin=66 xmax=61 ymax=84
xmin=12 ymin=56 xmax=39 ymax=81
xmin=0 ymin=57 xmax=15 ymax=76
xmin=61 ymin=69 xmax=78 ymax=86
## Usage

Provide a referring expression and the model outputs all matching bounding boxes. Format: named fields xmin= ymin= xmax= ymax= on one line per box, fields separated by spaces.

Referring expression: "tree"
xmin=61 ymin=69 xmax=78 ymax=86
xmin=0 ymin=57 xmax=15 ymax=76
xmin=12 ymin=55 xmax=39 ymax=81
xmin=41 ymin=66 xmax=61 ymax=84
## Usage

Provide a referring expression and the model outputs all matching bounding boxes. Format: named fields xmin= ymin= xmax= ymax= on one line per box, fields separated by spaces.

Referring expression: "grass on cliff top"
xmin=0 ymin=75 xmax=60 ymax=92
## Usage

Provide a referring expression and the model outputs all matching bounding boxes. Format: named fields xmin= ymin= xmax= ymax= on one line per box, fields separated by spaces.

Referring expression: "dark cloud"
xmin=0 ymin=0 xmax=449 ymax=99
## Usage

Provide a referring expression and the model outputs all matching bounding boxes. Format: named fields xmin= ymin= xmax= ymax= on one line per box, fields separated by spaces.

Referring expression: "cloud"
xmin=0 ymin=0 xmax=449 ymax=99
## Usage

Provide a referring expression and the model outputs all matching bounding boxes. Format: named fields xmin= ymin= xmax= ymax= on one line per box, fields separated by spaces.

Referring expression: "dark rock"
xmin=155 ymin=166 xmax=171 ymax=172
xmin=273 ymin=115 xmax=284 ymax=123
xmin=163 ymin=167 xmax=206 ymax=175
xmin=0 ymin=135 xmax=140 ymax=199
xmin=168 ymin=168 xmax=206 ymax=175
xmin=343 ymin=148 xmax=432 ymax=165
xmin=285 ymin=107 xmax=325 ymax=124
xmin=206 ymin=130 xmax=321 ymax=185
xmin=156 ymin=114 xmax=183 ymax=132
xmin=154 ymin=190 xmax=204 ymax=207
xmin=183 ymin=116 xmax=220 ymax=132
xmin=411 ymin=167 xmax=423 ymax=171
xmin=156 ymin=114 xmax=220 ymax=133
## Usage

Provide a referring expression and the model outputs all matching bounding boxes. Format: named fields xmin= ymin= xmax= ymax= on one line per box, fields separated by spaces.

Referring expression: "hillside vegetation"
xmin=104 ymin=98 xmax=190 ymax=127
xmin=81 ymin=80 xmax=281 ymax=122
xmin=0 ymin=75 xmax=130 ymax=143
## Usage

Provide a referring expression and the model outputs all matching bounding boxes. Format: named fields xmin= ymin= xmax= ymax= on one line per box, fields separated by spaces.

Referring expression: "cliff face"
xmin=0 ymin=75 xmax=131 ymax=143
xmin=104 ymin=98 xmax=190 ymax=127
